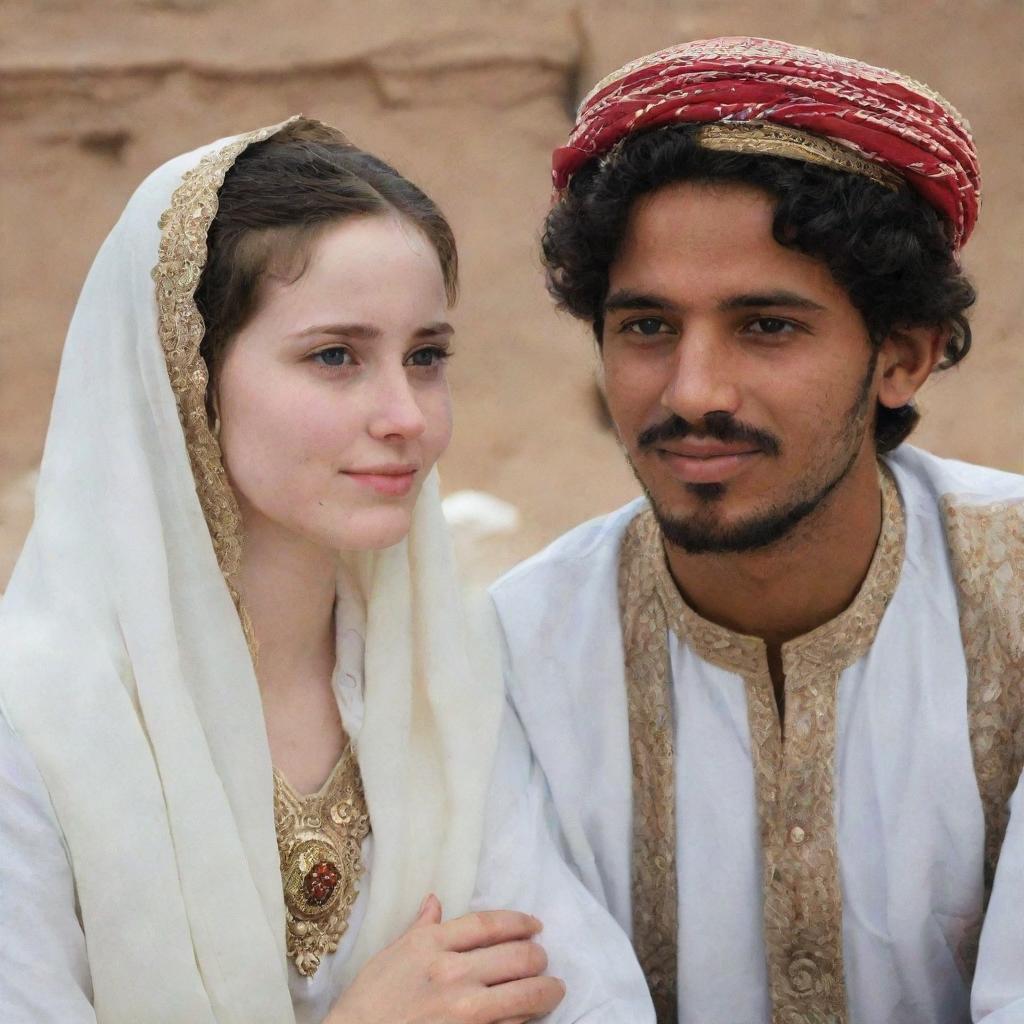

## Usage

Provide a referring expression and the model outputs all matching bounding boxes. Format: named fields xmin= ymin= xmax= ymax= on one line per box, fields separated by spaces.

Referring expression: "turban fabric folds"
xmin=553 ymin=37 xmax=980 ymax=250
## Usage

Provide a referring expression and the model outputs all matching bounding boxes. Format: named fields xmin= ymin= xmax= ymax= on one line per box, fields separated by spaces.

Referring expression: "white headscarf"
xmin=0 ymin=117 xmax=502 ymax=1024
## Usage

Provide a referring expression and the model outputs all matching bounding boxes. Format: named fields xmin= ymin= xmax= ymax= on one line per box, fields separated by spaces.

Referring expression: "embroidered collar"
xmin=642 ymin=466 xmax=906 ymax=679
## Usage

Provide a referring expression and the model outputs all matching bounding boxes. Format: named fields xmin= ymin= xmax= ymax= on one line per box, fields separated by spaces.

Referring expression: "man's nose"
xmin=660 ymin=330 xmax=741 ymax=423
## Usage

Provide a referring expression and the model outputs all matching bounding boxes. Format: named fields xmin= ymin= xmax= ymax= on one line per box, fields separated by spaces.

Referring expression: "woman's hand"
xmin=327 ymin=894 xmax=565 ymax=1024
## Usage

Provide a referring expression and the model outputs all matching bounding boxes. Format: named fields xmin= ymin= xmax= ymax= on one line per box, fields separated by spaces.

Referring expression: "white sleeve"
xmin=972 ymin=768 xmax=1024 ymax=1023
xmin=470 ymin=701 xmax=655 ymax=1023
xmin=0 ymin=713 xmax=96 ymax=1024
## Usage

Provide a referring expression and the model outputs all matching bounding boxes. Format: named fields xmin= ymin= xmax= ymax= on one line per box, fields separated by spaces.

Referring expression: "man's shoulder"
xmin=491 ymin=497 xmax=647 ymax=604
xmin=885 ymin=445 xmax=1024 ymax=510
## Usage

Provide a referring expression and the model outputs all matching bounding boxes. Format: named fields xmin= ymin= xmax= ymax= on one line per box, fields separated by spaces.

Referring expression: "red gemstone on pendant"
xmin=304 ymin=861 xmax=340 ymax=906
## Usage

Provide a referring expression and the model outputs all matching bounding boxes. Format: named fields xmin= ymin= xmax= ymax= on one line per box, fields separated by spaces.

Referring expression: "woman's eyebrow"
xmin=295 ymin=323 xmax=380 ymax=339
xmin=415 ymin=322 xmax=455 ymax=339
xmin=294 ymin=322 xmax=455 ymax=340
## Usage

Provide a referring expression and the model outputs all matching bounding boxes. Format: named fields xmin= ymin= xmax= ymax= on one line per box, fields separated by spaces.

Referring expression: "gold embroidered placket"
xmin=619 ymin=469 xmax=905 ymax=1024
xmin=274 ymin=746 xmax=370 ymax=977
xmin=618 ymin=522 xmax=679 ymax=1023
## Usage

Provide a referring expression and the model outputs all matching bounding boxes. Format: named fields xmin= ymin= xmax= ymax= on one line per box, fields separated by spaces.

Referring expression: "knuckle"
xmin=428 ymin=951 xmax=466 ymax=986
xmin=471 ymin=910 xmax=500 ymax=943
xmin=525 ymin=940 xmax=548 ymax=975
xmin=506 ymin=940 xmax=546 ymax=978
xmin=528 ymin=976 xmax=566 ymax=1013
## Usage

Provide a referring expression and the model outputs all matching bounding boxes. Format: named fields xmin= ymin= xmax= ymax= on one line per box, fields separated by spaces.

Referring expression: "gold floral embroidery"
xmin=619 ymin=469 xmax=904 ymax=1024
xmin=274 ymin=746 xmax=370 ymax=977
xmin=942 ymin=494 xmax=1024 ymax=970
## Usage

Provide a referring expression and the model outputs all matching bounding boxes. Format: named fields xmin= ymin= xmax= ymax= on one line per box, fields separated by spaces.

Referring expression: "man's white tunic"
xmin=491 ymin=445 xmax=1024 ymax=1024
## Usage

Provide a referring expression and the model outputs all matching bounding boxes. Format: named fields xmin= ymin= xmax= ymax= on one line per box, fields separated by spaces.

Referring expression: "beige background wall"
xmin=2 ymin=0 xmax=1021 ymax=587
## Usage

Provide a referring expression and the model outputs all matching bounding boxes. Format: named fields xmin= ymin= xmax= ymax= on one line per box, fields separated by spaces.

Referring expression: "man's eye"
xmin=746 ymin=317 xmax=794 ymax=335
xmin=407 ymin=346 xmax=451 ymax=367
xmin=624 ymin=317 xmax=671 ymax=336
xmin=314 ymin=347 xmax=351 ymax=367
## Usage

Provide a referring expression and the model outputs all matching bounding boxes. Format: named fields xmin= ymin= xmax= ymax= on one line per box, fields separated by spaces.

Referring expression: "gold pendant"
xmin=273 ymin=747 xmax=370 ymax=977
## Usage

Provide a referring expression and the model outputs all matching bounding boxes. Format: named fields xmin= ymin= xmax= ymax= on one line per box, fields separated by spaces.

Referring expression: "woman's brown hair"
xmin=195 ymin=121 xmax=457 ymax=385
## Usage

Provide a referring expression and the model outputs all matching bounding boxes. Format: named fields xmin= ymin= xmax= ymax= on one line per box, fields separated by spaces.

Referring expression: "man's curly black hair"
xmin=541 ymin=125 xmax=976 ymax=453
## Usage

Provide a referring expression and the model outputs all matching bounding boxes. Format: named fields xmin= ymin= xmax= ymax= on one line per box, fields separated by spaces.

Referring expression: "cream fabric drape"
xmin=0 ymin=117 xmax=501 ymax=1023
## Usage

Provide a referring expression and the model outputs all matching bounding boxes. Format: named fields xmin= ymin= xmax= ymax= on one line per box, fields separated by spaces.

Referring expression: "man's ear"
xmin=876 ymin=325 xmax=946 ymax=410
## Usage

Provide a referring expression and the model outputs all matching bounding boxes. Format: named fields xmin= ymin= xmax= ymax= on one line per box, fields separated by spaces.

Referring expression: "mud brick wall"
xmin=2 ymin=0 xmax=1020 ymax=585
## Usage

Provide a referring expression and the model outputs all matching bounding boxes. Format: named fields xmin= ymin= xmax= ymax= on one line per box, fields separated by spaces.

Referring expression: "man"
xmin=490 ymin=37 xmax=1023 ymax=1024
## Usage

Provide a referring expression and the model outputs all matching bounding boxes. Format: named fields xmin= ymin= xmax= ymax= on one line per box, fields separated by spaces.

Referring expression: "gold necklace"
xmin=273 ymin=745 xmax=370 ymax=977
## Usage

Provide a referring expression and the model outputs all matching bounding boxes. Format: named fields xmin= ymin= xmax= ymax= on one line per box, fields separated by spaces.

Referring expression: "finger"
xmin=460 ymin=939 xmax=547 ymax=986
xmin=482 ymin=976 xmax=566 ymax=1021
xmin=409 ymin=893 xmax=443 ymax=930
xmin=440 ymin=910 xmax=542 ymax=953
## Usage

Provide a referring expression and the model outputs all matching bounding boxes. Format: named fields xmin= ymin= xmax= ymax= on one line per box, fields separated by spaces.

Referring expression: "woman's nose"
xmin=366 ymin=368 xmax=427 ymax=441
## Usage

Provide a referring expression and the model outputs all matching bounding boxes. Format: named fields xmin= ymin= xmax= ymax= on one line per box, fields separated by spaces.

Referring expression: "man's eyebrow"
xmin=603 ymin=290 xmax=680 ymax=314
xmin=718 ymin=291 xmax=827 ymax=312
xmin=602 ymin=289 xmax=826 ymax=315
xmin=294 ymin=321 xmax=454 ymax=339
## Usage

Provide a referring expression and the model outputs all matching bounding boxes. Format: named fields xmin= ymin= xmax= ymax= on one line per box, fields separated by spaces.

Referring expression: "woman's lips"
xmin=343 ymin=468 xmax=418 ymax=497
xmin=657 ymin=447 xmax=762 ymax=484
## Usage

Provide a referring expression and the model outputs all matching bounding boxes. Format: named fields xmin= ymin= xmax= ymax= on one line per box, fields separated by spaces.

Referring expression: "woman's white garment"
xmin=0 ymin=609 xmax=655 ymax=1023
xmin=490 ymin=445 xmax=1024 ymax=1024
xmin=0 ymin=117 xmax=653 ymax=1023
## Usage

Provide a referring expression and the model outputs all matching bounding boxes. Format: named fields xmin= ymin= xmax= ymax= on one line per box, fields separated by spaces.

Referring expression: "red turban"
xmin=553 ymin=37 xmax=980 ymax=250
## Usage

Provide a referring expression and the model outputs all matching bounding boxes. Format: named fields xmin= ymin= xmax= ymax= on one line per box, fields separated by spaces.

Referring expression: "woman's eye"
xmin=406 ymin=346 xmax=451 ymax=368
xmin=313 ymin=346 xmax=351 ymax=367
xmin=746 ymin=317 xmax=795 ymax=336
xmin=624 ymin=317 xmax=671 ymax=336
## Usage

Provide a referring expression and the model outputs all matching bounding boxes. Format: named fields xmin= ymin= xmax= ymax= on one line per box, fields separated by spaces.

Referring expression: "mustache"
xmin=637 ymin=411 xmax=781 ymax=456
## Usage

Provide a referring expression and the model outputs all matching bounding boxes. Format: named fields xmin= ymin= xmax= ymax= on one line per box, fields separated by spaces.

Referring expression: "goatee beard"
xmin=636 ymin=349 xmax=878 ymax=555
xmin=650 ymin=442 xmax=861 ymax=554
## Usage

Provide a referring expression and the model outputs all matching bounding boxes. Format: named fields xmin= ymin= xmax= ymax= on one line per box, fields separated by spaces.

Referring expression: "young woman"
xmin=0 ymin=117 xmax=653 ymax=1023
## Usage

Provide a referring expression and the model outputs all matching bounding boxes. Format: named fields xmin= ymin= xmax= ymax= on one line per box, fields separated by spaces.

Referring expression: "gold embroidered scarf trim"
xmin=151 ymin=116 xmax=346 ymax=651
xmin=152 ymin=122 xmax=286 ymax=592
xmin=619 ymin=468 xmax=905 ymax=1024
xmin=274 ymin=746 xmax=371 ymax=977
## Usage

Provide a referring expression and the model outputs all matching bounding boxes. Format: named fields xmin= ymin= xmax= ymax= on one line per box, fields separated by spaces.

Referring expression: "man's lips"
xmin=655 ymin=444 xmax=762 ymax=484
xmin=342 ymin=464 xmax=419 ymax=497
xmin=659 ymin=440 xmax=762 ymax=459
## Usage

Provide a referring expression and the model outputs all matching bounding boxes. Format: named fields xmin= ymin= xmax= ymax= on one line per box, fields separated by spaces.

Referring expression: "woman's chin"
xmin=315 ymin=507 xmax=415 ymax=553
